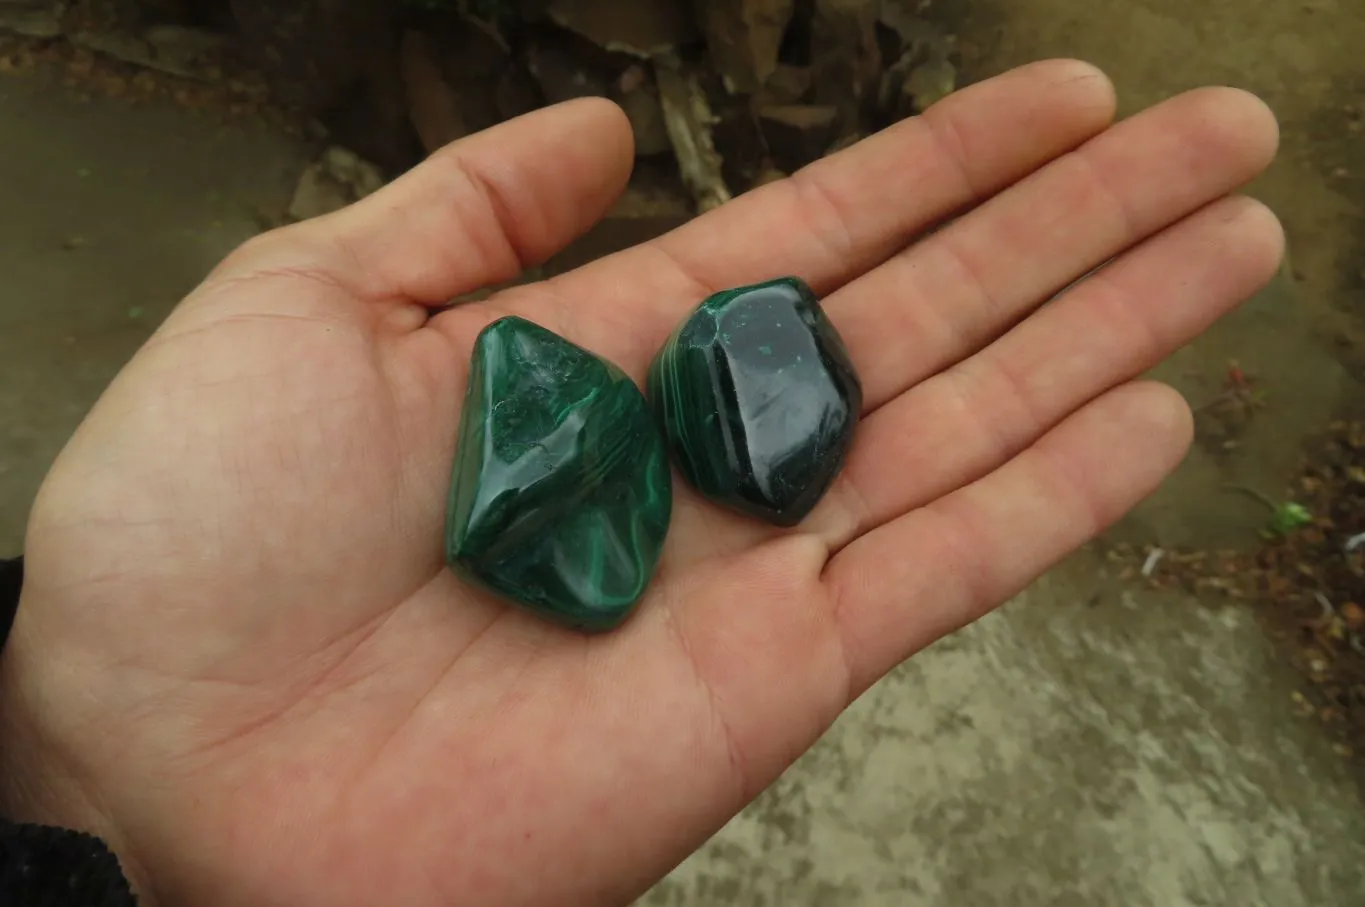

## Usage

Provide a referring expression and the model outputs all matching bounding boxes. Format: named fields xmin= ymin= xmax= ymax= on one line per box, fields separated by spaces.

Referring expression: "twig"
xmin=1222 ymin=483 xmax=1278 ymax=512
xmin=655 ymin=53 xmax=732 ymax=214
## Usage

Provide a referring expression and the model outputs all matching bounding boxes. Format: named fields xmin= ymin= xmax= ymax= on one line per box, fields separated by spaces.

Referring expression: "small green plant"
xmin=1223 ymin=484 xmax=1314 ymax=539
xmin=1266 ymin=501 xmax=1313 ymax=538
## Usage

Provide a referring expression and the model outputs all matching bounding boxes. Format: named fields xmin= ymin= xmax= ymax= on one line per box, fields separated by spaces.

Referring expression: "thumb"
xmin=316 ymin=97 xmax=636 ymax=305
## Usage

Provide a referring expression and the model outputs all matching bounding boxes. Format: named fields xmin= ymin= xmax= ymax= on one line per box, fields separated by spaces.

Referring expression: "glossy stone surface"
xmin=445 ymin=317 xmax=672 ymax=632
xmin=648 ymin=277 xmax=862 ymax=527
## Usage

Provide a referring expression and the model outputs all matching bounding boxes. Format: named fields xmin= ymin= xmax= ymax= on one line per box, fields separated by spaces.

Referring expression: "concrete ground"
xmin=3 ymin=2 xmax=1365 ymax=905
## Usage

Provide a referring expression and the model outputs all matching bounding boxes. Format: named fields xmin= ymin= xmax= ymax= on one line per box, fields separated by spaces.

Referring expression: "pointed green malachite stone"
xmin=647 ymin=277 xmax=862 ymax=527
xmin=445 ymin=316 xmax=672 ymax=632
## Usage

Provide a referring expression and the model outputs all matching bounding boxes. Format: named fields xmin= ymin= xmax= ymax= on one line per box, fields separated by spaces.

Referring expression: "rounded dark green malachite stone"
xmin=647 ymin=276 xmax=862 ymax=528
xmin=445 ymin=316 xmax=672 ymax=633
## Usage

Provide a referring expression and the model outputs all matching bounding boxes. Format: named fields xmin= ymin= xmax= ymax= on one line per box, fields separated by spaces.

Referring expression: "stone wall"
xmin=0 ymin=0 xmax=960 ymax=207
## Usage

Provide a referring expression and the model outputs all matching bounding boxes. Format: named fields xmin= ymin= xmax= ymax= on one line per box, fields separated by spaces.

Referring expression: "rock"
xmin=544 ymin=213 xmax=689 ymax=275
xmin=401 ymin=28 xmax=466 ymax=154
xmin=70 ymin=29 xmax=159 ymax=69
xmin=229 ymin=0 xmax=387 ymax=109
xmin=543 ymin=166 xmax=693 ymax=270
xmin=445 ymin=316 xmax=671 ymax=633
xmin=903 ymin=55 xmax=956 ymax=113
xmin=647 ymin=277 xmax=862 ymax=527
xmin=757 ymin=63 xmax=812 ymax=106
xmin=130 ymin=0 xmax=207 ymax=26
xmin=618 ymin=61 xmax=647 ymax=93
xmin=758 ymin=104 xmax=840 ymax=171
xmin=695 ymin=0 xmax=794 ymax=93
xmin=0 ymin=0 xmax=64 ymax=38
xmin=712 ymin=96 xmax=768 ymax=190
xmin=545 ymin=0 xmax=696 ymax=58
xmin=494 ymin=64 xmax=543 ymax=121
xmin=287 ymin=146 xmax=384 ymax=222
xmin=826 ymin=130 xmax=863 ymax=155
xmin=322 ymin=146 xmax=384 ymax=196
xmin=433 ymin=15 xmax=517 ymax=135
xmin=325 ymin=60 xmax=417 ymax=174
xmin=605 ymin=173 xmax=693 ymax=219
xmin=69 ymin=23 xmax=225 ymax=79
xmin=612 ymin=64 xmax=672 ymax=156
xmin=144 ymin=23 xmax=223 ymax=59
xmin=811 ymin=0 xmax=881 ymax=133
xmin=877 ymin=0 xmax=927 ymax=48
xmin=876 ymin=14 xmax=957 ymax=121
xmin=288 ymin=164 xmax=348 ymax=223
xmin=525 ymin=34 xmax=611 ymax=104
xmin=229 ymin=0 xmax=415 ymax=170
xmin=748 ymin=165 xmax=788 ymax=191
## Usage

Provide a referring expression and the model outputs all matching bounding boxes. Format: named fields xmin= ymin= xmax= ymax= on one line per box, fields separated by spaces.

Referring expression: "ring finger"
xmin=807 ymin=193 xmax=1285 ymax=551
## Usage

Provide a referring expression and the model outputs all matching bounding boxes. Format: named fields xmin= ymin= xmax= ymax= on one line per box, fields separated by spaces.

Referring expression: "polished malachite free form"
xmin=445 ymin=316 xmax=672 ymax=632
xmin=647 ymin=277 xmax=862 ymax=527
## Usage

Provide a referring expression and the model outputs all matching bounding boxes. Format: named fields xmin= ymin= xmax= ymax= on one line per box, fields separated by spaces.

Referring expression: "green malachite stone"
xmin=445 ymin=316 xmax=672 ymax=633
xmin=647 ymin=277 xmax=862 ymax=528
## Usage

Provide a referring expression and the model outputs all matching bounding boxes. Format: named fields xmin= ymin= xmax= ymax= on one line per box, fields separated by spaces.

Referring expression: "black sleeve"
xmin=1 ymin=823 xmax=138 ymax=906
xmin=0 ymin=557 xmax=20 ymax=648
xmin=0 ymin=557 xmax=140 ymax=906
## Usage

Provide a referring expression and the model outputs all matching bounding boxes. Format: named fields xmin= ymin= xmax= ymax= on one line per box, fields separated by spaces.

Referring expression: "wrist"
xmin=0 ymin=610 xmax=155 ymax=905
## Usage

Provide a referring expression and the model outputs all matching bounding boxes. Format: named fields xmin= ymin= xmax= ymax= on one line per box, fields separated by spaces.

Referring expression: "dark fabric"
xmin=0 ymin=822 xmax=137 ymax=907
xmin=0 ymin=557 xmax=20 ymax=651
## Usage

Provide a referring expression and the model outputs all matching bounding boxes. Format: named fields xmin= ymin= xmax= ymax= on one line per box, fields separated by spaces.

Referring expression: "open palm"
xmin=1 ymin=60 xmax=1282 ymax=907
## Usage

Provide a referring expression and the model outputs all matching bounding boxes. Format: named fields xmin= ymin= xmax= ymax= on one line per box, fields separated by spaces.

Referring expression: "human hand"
xmin=0 ymin=60 xmax=1281 ymax=906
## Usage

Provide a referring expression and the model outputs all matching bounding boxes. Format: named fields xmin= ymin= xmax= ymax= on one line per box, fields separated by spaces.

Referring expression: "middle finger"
xmin=827 ymin=86 xmax=1280 ymax=414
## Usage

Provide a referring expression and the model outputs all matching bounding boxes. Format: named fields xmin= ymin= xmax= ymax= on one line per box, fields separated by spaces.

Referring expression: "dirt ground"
xmin=1 ymin=0 xmax=1364 ymax=905
xmin=943 ymin=0 xmax=1365 ymax=371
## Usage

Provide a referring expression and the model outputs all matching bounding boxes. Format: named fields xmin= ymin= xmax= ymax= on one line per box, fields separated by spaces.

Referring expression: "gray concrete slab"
xmin=648 ymin=556 xmax=1365 ymax=906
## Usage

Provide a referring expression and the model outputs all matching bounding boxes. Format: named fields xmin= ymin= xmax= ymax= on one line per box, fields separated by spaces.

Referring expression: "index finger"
xmin=478 ymin=59 xmax=1118 ymax=377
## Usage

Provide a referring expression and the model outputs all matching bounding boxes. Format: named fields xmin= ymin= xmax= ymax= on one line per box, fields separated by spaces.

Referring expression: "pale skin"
xmin=0 ymin=60 xmax=1283 ymax=906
